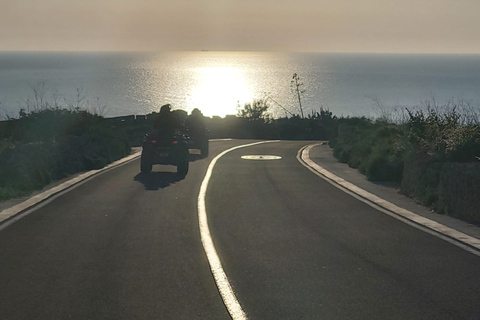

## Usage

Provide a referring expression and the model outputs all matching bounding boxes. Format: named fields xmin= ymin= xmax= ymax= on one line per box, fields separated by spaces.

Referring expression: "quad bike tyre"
xmin=200 ymin=139 xmax=209 ymax=158
xmin=176 ymin=149 xmax=189 ymax=176
xmin=140 ymin=153 xmax=153 ymax=173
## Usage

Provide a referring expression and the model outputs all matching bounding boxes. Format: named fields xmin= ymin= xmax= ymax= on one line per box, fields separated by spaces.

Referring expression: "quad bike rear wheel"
xmin=200 ymin=139 xmax=209 ymax=158
xmin=140 ymin=153 xmax=152 ymax=173
xmin=176 ymin=150 xmax=189 ymax=176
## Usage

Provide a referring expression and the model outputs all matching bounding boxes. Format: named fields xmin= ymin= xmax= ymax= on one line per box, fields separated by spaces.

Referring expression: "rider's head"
xmin=160 ymin=104 xmax=171 ymax=114
xmin=191 ymin=108 xmax=202 ymax=117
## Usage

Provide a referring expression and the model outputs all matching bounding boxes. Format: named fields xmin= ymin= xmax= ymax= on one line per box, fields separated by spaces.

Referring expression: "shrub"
xmin=362 ymin=145 xmax=404 ymax=182
xmin=237 ymin=99 xmax=271 ymax=123
xmin=0 ymin=142 xmax=56 ymax=200
xmin=330 ymin=117 xmax=377 ymax=168
xmin=0 ymin=108 xmax=130 ymax=201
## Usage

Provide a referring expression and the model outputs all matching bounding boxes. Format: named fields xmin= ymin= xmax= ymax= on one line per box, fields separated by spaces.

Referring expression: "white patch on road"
xmin=198 ymin=140 xmax=278 ymax=320
xmin=241 ymin=155 xmax=282 ymax=160
xmin=298 ymin=143 xmax=480 ymax=257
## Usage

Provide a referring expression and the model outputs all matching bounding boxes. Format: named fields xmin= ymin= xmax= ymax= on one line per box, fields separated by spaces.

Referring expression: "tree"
xmin=237 ymin=99 xmax=271 ymax=123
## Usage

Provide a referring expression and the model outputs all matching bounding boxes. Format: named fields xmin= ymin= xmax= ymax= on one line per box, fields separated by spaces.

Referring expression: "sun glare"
xmin=189 ymin=67 xmax=253 ymax=117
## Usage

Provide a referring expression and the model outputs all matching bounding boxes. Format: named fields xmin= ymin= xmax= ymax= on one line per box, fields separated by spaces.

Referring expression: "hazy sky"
xmin=1 ymin=0 xmax=480 ymax=53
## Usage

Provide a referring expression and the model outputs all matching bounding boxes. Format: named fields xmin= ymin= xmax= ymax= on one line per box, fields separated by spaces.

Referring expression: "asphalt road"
xmin=1 ymin=140 xmax=479 ymax=320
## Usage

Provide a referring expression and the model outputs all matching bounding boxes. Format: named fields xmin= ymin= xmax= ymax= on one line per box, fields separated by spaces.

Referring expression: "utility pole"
xmin=291 ymin=73 xmax=305 ymax=118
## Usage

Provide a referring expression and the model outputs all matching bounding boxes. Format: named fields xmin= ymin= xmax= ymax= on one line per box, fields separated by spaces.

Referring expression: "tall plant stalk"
xmin=291 ymin=73 xmax=305 ymax=118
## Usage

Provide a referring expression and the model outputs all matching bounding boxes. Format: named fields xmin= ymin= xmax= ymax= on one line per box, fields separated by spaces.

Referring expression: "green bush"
xmin=235 ymin=100 xmax=337 ymax=140
xmin=330 ymin=117 xmax=373 ymax=166
xmin=329 ymin=117 xmax=405 ymax=182
xmin=0 ymin=142 xmax=56 ymax=200
xmin=0 ymin=108 xmax=130 ymax=201
xmin=362 ymin=145 xmax=404 ymax=182
xmin=329 ymin=104 xmax=480 ymax=225
xmin=10 ymin=108 xmax=80 ymax=143
xmin=405 ymin=107 xmax=480 ymax=161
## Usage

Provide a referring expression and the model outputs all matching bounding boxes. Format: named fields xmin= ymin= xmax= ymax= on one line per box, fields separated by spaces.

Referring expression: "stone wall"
xmin=401 ymin=153 xmax=443 ymax=206
xmin=401 ymin=153 xmax=480 ymax=225
xmin=437 ymin=162 xmax=480 ymax=225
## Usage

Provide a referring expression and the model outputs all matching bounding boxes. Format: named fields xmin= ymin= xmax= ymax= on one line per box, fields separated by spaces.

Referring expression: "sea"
xmin=1 ymin=51 xmax=480 ymax=120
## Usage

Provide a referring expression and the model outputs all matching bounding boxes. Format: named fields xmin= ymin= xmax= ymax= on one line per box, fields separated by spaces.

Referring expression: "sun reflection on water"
xmin=131 ymin=52 xmax=295 ymax=118
xmin=189 ymin=66 xmax=253 ymax=117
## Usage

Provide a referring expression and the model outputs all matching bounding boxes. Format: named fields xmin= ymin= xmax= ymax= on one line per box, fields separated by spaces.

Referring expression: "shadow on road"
xmin=134 ymin=172 xmax=184 ymax=190
xmin=189 ymin=153 xmax=205 ymax=162
xmin=133 ymin=151 xmax=206 ymax=190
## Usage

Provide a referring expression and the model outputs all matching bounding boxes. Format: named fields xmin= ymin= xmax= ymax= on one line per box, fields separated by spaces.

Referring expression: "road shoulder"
xmin=0 ymin=148 xmax=142 ymax=226
xmin=303 ymin=142 xmax=480 ymax=247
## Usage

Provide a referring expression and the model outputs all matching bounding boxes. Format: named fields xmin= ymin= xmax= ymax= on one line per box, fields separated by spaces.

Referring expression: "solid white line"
xmin=198 ymin=140 xmax=278 ymax=320
xmin=297 ymin=143 xmax=480 ymax=257
xmin=210 ymin=138 xmax=233 ymax=142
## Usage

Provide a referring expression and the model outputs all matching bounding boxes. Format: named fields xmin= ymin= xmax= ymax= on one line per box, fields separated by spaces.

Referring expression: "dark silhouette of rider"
xmin=153 ymin=104 xmax=180 ymax=140
xmin=185 ymin=108 xmax=206 ymax=137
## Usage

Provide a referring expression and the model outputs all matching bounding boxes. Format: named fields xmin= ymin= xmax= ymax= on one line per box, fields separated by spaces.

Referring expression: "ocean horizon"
xmin=1 ymin=51 xmax=480 ymax=120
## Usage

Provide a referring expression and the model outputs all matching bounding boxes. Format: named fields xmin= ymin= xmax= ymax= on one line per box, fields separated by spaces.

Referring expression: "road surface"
xmin=1 ymin=140 xmax=479 ymax=319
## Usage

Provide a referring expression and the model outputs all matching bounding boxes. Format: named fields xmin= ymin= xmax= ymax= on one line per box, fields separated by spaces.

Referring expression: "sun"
xmin=189 ymin=66 xmax=253 ymax=117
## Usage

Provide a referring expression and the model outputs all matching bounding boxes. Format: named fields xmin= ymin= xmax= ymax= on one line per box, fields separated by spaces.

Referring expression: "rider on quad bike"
xmin=140 ymin=104 xmax=190 ymax=176
xmin=153 ymin=104 xmax=180 ymax=137
xmin=185 ymin=108 xmax=209 ymax=157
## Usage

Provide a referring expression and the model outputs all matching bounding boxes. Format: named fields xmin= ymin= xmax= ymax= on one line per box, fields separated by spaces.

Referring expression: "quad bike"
xmin=187 ymin=129 xmax=209 ymax=158
xmin=140 ymin=133 xmax=189 ymax=176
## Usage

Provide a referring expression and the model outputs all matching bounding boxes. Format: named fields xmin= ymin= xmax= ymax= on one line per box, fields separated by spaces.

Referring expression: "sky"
xmin=1 ymin=0 xmax=480 ymax=53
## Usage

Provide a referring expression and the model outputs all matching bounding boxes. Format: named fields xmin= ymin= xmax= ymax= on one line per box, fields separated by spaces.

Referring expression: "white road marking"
xmin=198 ymin=140 xmax=278 ymax=320
xmin=241 ymin=155 xmax=282 ymax=160
xmin=0 ymin=140 xmax=251 ymax=226
xmin=298 ymin=143 xmax=480 ymax=257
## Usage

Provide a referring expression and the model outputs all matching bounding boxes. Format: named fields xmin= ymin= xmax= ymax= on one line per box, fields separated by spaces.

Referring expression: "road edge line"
xmin=198 ymin=140 xmax=279 ymax=320
xmin=0 ymin=151 xmax=141 ymax=227
xmin=298 ymin=143 xmax=480 ymax=256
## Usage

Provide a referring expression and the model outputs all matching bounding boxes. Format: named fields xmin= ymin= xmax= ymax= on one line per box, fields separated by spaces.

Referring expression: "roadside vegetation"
xmin=327 ymin=100 xmax=480 ymax=225
xmin=0 ymin=108 xmax=130 ymax=201
xmin=1 ymin=90 xmax=479 ymax=225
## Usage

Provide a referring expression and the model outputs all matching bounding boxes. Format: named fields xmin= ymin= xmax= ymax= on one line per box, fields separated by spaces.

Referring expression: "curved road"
xmin=1 ymin=140 xmax=479 ymax=319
